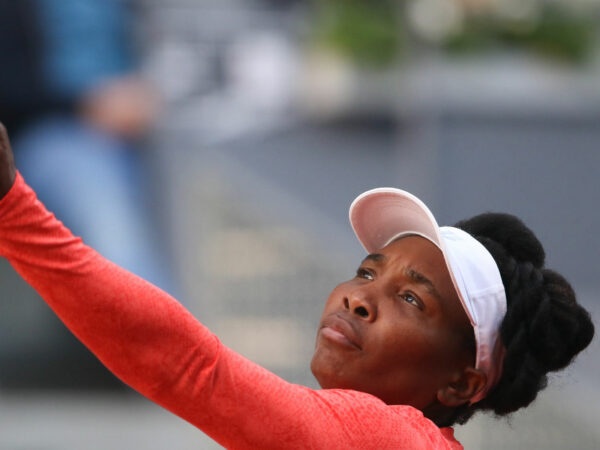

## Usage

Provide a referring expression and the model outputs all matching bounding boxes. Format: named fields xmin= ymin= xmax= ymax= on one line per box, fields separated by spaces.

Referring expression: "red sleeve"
xmin=0 ymin=173 xmax=461 ymax=450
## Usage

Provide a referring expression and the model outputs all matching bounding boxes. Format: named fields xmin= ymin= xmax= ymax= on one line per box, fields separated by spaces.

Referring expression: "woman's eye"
xmin=400 ymin=292 xmax=422 ymax=309
xmin=356 ymin=268 xmax=374 ymax=280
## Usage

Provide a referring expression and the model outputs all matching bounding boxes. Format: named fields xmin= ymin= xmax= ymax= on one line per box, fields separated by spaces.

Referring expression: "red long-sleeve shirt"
xmin=0 ymin=172 xmax=463 ymax=449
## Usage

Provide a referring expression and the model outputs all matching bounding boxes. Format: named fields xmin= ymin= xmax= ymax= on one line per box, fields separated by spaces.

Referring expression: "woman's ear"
xmin=437 ymin=368 xmax=487 ymax=407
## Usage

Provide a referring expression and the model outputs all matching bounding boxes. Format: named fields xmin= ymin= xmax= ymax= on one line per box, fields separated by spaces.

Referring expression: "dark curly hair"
xmin=448 ymin=213 xmax=595 ymax=425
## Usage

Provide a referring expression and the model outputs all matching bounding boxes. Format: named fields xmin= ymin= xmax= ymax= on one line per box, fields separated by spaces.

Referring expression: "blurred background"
xmin=1 ymin=0 xmax=599 ymax=448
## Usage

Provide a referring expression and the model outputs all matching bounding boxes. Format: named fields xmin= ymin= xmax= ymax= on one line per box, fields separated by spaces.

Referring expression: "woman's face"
xmin=311 ymin=235 xmax=474 ymax=409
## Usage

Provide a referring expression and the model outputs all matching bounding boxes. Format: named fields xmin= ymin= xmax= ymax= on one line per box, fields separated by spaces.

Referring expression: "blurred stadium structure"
xmin=1 ymin=1 xmax=600 ymax=448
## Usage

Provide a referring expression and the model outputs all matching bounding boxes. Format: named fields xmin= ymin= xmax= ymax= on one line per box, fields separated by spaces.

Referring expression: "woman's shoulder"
xmin=310 ymin=389 xmax=463 ymax=449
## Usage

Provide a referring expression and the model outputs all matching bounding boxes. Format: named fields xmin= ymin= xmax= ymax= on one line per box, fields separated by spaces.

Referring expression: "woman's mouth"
xmin=319 ymin=315 xmax=362 ymax=350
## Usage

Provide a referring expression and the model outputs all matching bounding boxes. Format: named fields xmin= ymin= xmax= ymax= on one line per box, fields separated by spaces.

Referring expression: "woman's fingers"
xmin=0 ymin=122 xmax=17 ymax=199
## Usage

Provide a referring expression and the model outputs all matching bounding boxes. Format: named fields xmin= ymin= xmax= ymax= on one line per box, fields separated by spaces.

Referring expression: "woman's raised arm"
xmin=0 ymin=123 xmax=363 ymax=450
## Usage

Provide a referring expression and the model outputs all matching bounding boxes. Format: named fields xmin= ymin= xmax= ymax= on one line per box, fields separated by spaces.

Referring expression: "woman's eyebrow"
xmin=404 ymin=267 xmax=443 ymax=302
xmin=362 ymin=253 xmax=386 ymax=264
xmin=359 ymin=254 xmax=444 ymax=301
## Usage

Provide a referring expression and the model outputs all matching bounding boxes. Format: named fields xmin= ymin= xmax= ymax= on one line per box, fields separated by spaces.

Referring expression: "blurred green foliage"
xmin=310 ymin=1 xmax=598 ymax=67
xmin=310 ymin=0 xmax=404 ymax=68
xmin=444 ymin=4 xmax=597 ymax=65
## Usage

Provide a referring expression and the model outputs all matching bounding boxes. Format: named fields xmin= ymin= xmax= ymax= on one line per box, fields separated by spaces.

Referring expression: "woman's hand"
xmin=0 ymin=122 xmax=17 ymax=199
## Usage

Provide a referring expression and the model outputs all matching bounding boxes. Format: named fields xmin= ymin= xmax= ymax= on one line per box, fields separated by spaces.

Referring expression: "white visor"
xmin=349 ymin=188 xmax=507 ymax=403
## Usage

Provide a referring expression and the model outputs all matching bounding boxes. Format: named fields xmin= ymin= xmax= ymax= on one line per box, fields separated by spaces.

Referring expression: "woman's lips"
xmin=320 ymin=315 xmax=362 ymax=350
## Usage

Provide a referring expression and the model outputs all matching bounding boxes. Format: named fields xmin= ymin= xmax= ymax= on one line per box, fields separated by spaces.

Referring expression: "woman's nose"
xmin=344 ymin=289 xmax=377 ymax=321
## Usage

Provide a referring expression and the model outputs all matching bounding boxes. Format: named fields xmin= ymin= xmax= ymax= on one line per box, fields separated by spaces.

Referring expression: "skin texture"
xmin=311 ymin=236 xmax=484 ymax=423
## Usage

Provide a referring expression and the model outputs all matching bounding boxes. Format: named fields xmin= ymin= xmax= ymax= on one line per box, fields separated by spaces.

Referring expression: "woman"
xmin=0 ymin=123 xmax=594 ymax=448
